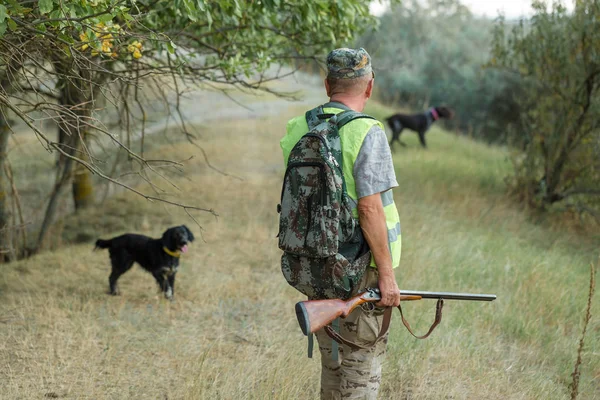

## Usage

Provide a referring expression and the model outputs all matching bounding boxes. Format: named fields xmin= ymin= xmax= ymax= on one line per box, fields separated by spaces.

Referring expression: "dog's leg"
xmin=152 ymin=272 xmax=173 ymax=300
xmin=152 ymin=272 xmax=166 ymax=292
xmin=398 ymin=128 xmax=407 ymax=147
xmin=167 ymin=273 xmax=176 ymax=299
xmin=108 ymin=251 xmax=133 ymax=295
xmin=389 ymin=120 xmax=401 ymax=150
xmin=389 ymin=128 xmax=397 ymax=149
xmin=418 ymin=131 xmax=427 ymax=148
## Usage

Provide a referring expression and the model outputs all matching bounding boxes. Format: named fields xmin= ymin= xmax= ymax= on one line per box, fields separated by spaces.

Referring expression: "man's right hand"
xmin=376 ymin=271 xmax=401 ymax=307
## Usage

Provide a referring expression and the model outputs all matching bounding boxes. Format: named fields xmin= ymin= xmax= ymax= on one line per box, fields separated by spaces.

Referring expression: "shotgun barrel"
xmin=398 ymin=290 xmax=496 ymax=302
xmin=295 ymin=287 xmax=496 ymax=336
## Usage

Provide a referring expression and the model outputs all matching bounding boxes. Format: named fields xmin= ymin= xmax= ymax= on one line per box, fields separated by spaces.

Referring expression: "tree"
xmin=0 ymin=0 xmax=386 ymax=257
xmin=490 ymin=0 xmax=600 ymax=219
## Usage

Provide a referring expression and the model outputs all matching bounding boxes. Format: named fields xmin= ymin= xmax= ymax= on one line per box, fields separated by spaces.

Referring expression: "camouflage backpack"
xmin=278 ymin=105 xmax=374 ymax=300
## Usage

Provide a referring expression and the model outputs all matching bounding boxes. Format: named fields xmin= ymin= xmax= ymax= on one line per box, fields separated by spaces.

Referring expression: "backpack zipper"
xmin=304 ymin=195 xmax=312 ymax=245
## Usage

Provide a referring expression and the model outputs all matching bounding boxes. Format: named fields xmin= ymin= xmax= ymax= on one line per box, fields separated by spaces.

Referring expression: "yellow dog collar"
xmin=163 ymin=246 xmax=181 ymax=258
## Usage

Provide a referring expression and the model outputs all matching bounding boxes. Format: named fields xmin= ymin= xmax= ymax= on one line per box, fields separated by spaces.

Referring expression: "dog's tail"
xmin=94 ymin=239 xmax=112 ymax=251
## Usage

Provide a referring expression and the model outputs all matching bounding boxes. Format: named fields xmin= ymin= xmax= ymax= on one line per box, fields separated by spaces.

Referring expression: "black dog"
xmin=95 ymin=225 xmax=194 ymax=300
xmin=386 ymin=106 xmax=454 ymax=149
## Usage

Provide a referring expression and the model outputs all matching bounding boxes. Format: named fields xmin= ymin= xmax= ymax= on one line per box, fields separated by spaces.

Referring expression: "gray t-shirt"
xmin=353 ymin=125 xmax=398 ymax=199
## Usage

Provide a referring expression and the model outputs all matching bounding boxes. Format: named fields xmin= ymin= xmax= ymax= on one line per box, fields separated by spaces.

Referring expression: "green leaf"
xmin=0 ymin=21 xmax=6 ymax=36
xmin=206 ymin=9 xmax=212 ymax=27
xmin=58 ymin=32 xmax=74 ymax=44
xmin=183 ymin=0 xmax=198 ymax=22
xmin=7 ymin=18 xmax=16 ymax=31
xmin=39 ymin=0 xmax=53 ymax=14
xmin=48 ymin=9 xmax=62 ymax=27
xmin=98 ymin=13 xmax=114 ymax=23
xmin=0 ymin=5 xmax=6 ymax=23
xmin=7 ymin=0 xmax=23 ymax=14
xmin=167 ymin=40 xmax=177 ymax=54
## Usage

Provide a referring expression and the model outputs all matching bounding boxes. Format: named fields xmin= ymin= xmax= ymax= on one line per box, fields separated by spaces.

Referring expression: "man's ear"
xmin=365 ymin=78 xmax=374 ymax=99
xmin=324 ymin=78 xmax=332 ymax=97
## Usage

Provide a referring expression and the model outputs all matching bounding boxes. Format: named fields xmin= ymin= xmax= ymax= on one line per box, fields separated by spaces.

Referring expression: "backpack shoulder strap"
xmin=305 ymin=106 xmax=330 ymax=130
xmin=332 ymin=110 xmax=377 ymax=129
xmin=306 ymin=106 xmax=377 ymax=131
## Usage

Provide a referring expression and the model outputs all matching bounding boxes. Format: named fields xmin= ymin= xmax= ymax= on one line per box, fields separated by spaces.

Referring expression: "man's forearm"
xmin=357 ymin=194 xmax=393 ymax=274
xmin=357 ymin=193 xmax=400 ymax=306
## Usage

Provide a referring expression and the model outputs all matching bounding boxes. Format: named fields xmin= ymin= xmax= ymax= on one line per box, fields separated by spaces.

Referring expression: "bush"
xmin=490 ymin=0 xmax=600 ymax=219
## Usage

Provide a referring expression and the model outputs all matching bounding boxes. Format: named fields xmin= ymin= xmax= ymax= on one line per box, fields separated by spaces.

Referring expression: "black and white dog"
xmin=386 ymin=106 xmax=454 ymax=149
xmin=95 ymin=225 xmax=194 ymax=300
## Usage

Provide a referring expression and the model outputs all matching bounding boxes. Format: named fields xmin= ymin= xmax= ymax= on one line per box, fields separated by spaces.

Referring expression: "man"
xmin=280 ymin=48 xmax=402 ymax=399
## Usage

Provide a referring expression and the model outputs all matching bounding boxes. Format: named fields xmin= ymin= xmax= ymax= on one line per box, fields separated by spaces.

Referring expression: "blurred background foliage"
xmin=363 ymin=0 xmax=523 ymax=144
xmin=364 ymin=0 xmax=599 ymax=223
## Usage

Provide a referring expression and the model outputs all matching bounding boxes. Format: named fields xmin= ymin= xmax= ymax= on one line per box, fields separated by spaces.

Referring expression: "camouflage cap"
xmin=326 ymin=48 xmax=373 ymax=79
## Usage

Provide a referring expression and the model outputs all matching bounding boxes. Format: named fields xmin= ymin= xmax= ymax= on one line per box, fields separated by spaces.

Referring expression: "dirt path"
xmin=136 ymin=69 xmax=326 ymax=136
xmin=7 ymin=68 xmax=327 ymax=248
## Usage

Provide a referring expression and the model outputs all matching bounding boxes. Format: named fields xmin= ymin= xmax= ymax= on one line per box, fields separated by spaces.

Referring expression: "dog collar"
xmin=163 ymin=246 xmax=181 ymax=258
xmin=430 ymin=108 xmax=439 ymax=121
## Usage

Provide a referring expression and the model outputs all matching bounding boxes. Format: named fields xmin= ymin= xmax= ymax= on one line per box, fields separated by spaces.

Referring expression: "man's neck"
xmin=329 ymin=95 xmax=365 ymax=112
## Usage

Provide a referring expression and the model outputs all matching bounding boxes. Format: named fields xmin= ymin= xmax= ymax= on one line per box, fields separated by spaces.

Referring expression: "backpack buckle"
xmin=317 ymin=113 xmax=335 ymax=120
xmin=326 ymin=209 xmax=337 ymax=218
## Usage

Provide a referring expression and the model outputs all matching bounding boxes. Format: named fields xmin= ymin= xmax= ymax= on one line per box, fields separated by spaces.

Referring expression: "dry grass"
xmin=1 ymin=91 xmax=599 ymax=399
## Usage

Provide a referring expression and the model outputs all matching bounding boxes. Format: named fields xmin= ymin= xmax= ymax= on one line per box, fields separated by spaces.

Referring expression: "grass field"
xmin=0 ymin=89 xmax=598 ymax=399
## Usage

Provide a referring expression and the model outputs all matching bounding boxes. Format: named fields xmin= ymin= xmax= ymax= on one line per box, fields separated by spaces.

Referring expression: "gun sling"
xmin=323 ymin=298 xmax=444 ymax=350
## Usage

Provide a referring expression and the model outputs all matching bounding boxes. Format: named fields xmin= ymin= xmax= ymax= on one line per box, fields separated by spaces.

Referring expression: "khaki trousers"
xmin=314 ymin=268 xmax=389 ymax=400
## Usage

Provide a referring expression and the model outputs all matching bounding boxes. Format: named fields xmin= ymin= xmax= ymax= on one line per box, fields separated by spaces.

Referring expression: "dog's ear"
xmin=182 ymin=225 xmax=195 ymax=242
xmin=162 ymin=227 xmax=176 ymax=248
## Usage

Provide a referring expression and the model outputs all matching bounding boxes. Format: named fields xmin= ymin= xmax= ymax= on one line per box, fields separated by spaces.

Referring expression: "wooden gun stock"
xmin=295 ymin=290 xmax=422 ymax=335
xmin=295 ymin=288 xmax=496 ymax=336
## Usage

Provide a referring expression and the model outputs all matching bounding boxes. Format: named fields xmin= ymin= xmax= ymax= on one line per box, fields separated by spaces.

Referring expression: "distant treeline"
xmin=364 ymin=0 xmax=600 ymax=223
xmin=362 ymin=0 xmax=521 ymax=144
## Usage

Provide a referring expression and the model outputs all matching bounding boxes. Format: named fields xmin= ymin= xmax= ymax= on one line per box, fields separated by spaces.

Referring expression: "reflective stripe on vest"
xmin=281 ymin=107 xmax=401 ymax=268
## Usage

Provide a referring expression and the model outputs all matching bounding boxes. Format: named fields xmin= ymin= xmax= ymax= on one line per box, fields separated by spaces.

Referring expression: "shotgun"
xmin=295 ymin=288 xmax=496 ymax=336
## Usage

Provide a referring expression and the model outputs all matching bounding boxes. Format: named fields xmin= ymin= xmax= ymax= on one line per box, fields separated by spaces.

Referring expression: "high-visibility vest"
xmin=281 ymin=105 xmax=401 ymax=268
